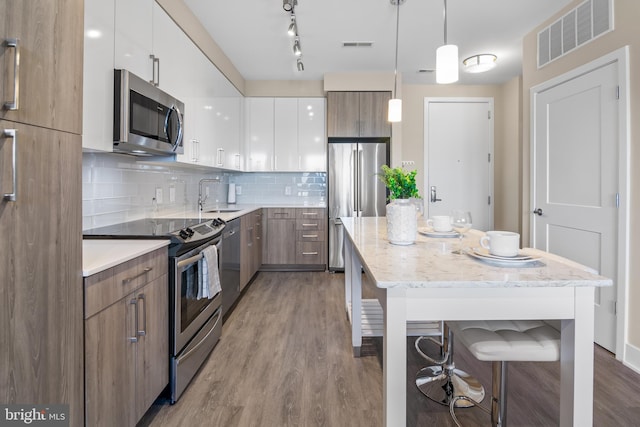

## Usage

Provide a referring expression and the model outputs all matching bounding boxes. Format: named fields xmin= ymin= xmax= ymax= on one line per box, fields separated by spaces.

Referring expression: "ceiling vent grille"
xmin=342 ymin=41 xmax=374 ymax=48
xmin=537 ymin=0 xmax=612 ymax=68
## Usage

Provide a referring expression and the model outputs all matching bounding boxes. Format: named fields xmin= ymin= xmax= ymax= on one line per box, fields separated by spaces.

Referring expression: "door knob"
xmin=430 ymin=186 xmax=442 ymax=203
xmin=533 ymin=208 xmax=543 ymax=216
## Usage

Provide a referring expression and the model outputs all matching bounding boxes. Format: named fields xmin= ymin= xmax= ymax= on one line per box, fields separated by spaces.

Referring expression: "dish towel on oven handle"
xmin=197 ymin=244 xmax=222 ymax=299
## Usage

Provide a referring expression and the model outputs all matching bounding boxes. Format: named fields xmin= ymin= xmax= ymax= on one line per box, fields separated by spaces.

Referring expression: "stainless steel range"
xmin=84 ymin=217 xmax=226 ymax=403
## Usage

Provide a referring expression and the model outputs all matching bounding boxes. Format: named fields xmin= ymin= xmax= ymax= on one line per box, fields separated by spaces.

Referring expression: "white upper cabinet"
xmin=246 ymin=97 xmax=326 ymax=172
xmin=245 ymin=98 xmax=275 ymax=172
xmin=298 ymin=98 xmax=327 ymax=172
xmin=83 ymin=0 xmax=116 ymax=152
xmin=114 ymin=0 xmax=154 ymax=83
xmin=274 ymin=98 xmax=299 ymax=171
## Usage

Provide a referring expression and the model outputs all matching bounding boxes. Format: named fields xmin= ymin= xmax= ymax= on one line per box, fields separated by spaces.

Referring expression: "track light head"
xmin=288 ymin=15 xmax=297 ymax=37
xmin=297 ymin=58 xmax=304 ymax=71
xmin=293 ymin=38 xmax=302 ymax=56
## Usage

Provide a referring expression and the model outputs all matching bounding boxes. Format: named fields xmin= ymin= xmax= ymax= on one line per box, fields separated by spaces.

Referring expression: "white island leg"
xmin=560 ymin=286 xmax=595 ymax=426
xmin=383 ymin=287 xmax=407 ymax=426
xmin=348 ymin=238 xmax=363 ymax=357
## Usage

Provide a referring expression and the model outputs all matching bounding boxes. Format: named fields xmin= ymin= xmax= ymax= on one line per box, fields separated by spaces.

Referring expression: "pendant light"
xmin=436 ymin=0 xmax=458 ymax=84
xmin=388 ymin=0 xmax=403 ymax=123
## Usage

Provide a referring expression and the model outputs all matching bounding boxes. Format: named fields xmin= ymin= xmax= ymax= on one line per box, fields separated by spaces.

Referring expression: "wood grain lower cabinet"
xmin=263 ymin=208 xmax=326 ymax=270
xmin=240 ymin=209 xmax=263 ymax=289
xmin=84 ymin=248 xmax=168 ymax=427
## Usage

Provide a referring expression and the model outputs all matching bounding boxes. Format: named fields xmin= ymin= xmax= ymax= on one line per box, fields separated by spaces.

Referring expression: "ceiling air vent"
xmin=537 ymin=0 xmax=612 ymax=68
xmin=342 ymin=41 xmax=374 ymax=48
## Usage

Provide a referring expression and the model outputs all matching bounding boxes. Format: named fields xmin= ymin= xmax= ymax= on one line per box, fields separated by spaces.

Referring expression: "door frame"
xmin=530 ymin=46 xmax=630 ymax=360
xmin=423 ymin=97 xmax=495 ymax=229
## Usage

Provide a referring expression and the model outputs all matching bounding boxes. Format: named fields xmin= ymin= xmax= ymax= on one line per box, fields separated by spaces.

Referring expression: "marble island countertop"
xmin=342 ymin=217 xmax=612 ymax=289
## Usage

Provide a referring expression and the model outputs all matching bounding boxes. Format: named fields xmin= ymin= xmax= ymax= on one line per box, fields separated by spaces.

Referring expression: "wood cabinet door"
xmin=85 ymin=298 xmax=137 ymax=427
xmin=0 ymin=0 xmax=83 ymax=134
xmin=135 ymin=275 xmax=169 ymax=420
xmin=0 ymin=120 xmax=83 ymax=423
xmin=265 ymin=219 xmax=296 ymax=264
xmin=359 ymin=92 xmax=391 ymax=137
xmin=327 ymin=92 xmax=360 ymax=137
xmin=240 ymin=214 xmax=252 ymax=288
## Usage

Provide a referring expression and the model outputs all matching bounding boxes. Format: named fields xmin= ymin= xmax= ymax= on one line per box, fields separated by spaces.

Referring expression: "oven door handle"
xmin=177 ymin=253 xmax=203 ymax=269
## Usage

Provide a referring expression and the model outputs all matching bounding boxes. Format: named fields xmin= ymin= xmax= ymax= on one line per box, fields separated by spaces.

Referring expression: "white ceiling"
xmin=183 ymin=0 xmax=573 ymax=85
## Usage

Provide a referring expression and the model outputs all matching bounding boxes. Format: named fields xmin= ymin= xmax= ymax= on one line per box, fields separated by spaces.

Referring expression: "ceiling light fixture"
xmin=293 ymin=38 xmax=302 ymax=56
xmin=388 ymin=0 xmax=405 ymax=123
xmin=282 ymin=0 xmax=297 ymax=12
xmin=287 ymin=15 xmax=297 ymax=37
xmin=297 ymin=58 xmax=304 ymax=71
xmin=463 ymin=54 xmax=497 ymax=73
xmin=436 ymin=0 xmax=458 ymax=84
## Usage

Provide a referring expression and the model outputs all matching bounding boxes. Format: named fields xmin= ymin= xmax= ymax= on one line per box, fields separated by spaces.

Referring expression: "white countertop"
xmin=342 ymin=216 xmax=612 ymax=289
xmin=83 ymin=239 xmax=170 ymax=277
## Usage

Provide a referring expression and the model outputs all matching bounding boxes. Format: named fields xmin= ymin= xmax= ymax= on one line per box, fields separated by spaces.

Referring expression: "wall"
xmin=82 ymin=153 xmax=326 ymax=230
xmin=521 ymin=0 xmax=640 ymax=359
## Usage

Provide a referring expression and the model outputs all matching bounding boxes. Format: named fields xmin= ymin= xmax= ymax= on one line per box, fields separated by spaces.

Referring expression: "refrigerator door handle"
xmin=358 ymin=149 xmax=364 ymax=215
xmin=352 ymin=148 xmax=358 ymax=216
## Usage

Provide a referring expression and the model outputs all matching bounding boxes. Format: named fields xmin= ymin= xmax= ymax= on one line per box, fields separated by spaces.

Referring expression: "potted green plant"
xmin=378 ymin=165 xmax=422 ymax=245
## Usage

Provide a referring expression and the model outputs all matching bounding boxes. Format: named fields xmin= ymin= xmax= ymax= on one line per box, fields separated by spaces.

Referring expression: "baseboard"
xmin=623 ymin=342 xmax=640 ymax=375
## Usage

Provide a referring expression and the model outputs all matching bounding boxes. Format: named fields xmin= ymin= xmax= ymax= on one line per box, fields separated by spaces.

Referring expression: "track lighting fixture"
xmin=297 ymin=58 xmax=304 ymax=71
xmin=293 ymin=38 xmax=302 ymax=56
xmin=288 ymin=15 xmax=297 ymax=37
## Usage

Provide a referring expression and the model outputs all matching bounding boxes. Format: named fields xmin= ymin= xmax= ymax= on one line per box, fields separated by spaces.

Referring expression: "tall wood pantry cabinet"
xmin=326 ymin=91 xmax=391 ymax=138
xmin=0 ymin=1 xmax=84 ymax=425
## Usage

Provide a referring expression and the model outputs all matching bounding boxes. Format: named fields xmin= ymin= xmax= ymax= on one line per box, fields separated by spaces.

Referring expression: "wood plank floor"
xmin=139 ymin=271 xmax=640 ymax=427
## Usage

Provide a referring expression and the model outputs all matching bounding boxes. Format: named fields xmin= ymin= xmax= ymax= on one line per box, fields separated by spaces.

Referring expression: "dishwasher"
xmin=220 ymin=218 xmax=241 ymax=321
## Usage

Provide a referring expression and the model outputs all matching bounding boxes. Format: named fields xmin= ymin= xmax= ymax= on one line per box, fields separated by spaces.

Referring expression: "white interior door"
xmin=532 ymin=62 xmax=619 ymax=352
xmin=424 ymin=98 xmax=494 ymax=231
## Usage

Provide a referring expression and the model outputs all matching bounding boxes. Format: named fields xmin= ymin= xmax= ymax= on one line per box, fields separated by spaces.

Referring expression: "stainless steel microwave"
xmin=113 ymin=69 xmax=184 ymax=156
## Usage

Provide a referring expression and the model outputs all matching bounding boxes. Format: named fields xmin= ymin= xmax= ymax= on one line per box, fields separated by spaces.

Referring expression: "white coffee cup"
xmin=426 ymin=215 xmax=453 ymax=232
xmin=480 ymin=231 xmax=520 ymax=257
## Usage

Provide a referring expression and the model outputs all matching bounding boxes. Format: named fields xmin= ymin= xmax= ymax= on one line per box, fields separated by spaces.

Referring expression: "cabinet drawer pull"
xmin=302 ymin=252 xmax=319 ymax=256
xmin=273 ymin=212 xmax=290 ymax=217
xmin=302 ymin=234 xmax=318 ymax=238
xmin=302 ymin=223 xmax=318 ymax=227
xmin=122 ymin=267 xmax=153 ymax=285
xmin=2 ymin=129 xmax=17 ymax=201
xmin=302 ymin=212 xmax=318 ymax=216
xmin=137 ymin=294 xmax=146 ymax=336
xmin=129 ymin=298 xmax=138 ymax=343
xmin=3 ymin=38 xmax=20 ymax=110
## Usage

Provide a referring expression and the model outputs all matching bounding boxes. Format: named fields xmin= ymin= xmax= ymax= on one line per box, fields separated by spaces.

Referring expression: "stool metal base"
xmin=416 ymin=365 xmax=486 ymax=408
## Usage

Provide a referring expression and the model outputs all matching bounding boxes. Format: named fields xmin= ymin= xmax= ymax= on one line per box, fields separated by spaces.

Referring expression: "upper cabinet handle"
xmin=149 ymin=54 xmax=160 ymax=86
xmin=3 ymin=129 xmax=17 ymax=202
xmin=4 ymin=38 xmax=20 ymax=111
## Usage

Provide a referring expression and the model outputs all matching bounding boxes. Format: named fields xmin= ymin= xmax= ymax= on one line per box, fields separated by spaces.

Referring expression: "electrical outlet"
xmin=285 ymin=186 xmax=292 ymax=196
xmin=401 ymin=160 xmax=415 ymax=167
xmin=155 ymin=187 xmax=163 ymax=204
xmin=169 ymin=185 xmax=176 ymax=203
xmin=236 ymin=185 xmax=242 ymax=195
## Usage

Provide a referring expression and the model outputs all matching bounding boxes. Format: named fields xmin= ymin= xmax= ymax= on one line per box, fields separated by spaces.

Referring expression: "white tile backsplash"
xmin=82 ymin=153 xmax=326 ymax=230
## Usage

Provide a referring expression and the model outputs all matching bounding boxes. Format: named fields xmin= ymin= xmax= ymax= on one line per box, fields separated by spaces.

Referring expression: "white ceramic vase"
xmin=386 ymin=198 xmax=418 ymax=245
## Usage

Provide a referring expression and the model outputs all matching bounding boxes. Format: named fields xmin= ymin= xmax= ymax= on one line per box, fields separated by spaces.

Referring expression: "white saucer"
xmin=465 ymin=247 xmax=542 ymax=266
xmin=418 ymin=228 xmax=460 ymax=238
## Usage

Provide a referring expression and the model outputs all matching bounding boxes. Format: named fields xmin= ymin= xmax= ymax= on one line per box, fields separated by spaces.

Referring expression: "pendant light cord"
xmin=443 ymin=0 xmax=448 ymax=45
xmin=393 ymin=0 xmax=400 ymax=97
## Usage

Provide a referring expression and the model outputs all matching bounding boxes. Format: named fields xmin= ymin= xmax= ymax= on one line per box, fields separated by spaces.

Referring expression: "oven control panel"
xmin=175 ymin=218 xmax=226 ymax=242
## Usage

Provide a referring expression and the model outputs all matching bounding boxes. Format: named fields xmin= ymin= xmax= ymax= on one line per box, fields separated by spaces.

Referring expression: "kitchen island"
xmin=341 ymin=216 xmax=612 ymax=427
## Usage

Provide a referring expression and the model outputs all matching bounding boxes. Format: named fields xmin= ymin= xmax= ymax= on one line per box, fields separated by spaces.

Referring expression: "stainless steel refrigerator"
xmin=328 ymin=138 xmax=389 ymax=271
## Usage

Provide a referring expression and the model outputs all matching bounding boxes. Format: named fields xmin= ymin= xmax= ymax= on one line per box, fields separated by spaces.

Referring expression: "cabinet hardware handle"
xmin=149 ymin=54 xmax=160 ymax=86
xmin=129 ymin=298 xmax=139 ymax=343
xmin=3 ymin=38 xmax=20 ymax=110
xmin=216 ymin=148 xmax=224 ymax=166
xmin=302 ymin=252 xmax=318 ymax=255
xmin=302 ymin=234 xmax=318 ymax=238
xmin=235 ymin=154 xmax=241 ymax=169
xmin=2 ymin=129 xmax=17 ymax=201
xmin=137 ymin=294 xmax=146 ymax=336
xmin=122 ymin=267 xmax=153 ymax=285
xmin=302 ymin=223 xmax=317 ymax=227
xmin=302 ymin=212 xmax=318 ymax=216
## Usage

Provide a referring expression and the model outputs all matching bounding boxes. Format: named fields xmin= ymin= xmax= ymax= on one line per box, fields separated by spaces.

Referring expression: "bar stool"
xmin=415 ymin=323 xmax=486 ymax=408
xmin=447 ymin=320 xmax=561 ymax=427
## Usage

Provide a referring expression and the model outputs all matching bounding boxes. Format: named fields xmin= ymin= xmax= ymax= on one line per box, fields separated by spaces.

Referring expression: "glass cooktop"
xmin=83 ymin=218 xmax=206 ymax=239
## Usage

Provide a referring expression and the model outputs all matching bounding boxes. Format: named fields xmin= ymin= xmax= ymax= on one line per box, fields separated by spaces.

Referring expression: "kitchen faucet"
xmin=198 ymin=177 xmax=221 ymax=211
